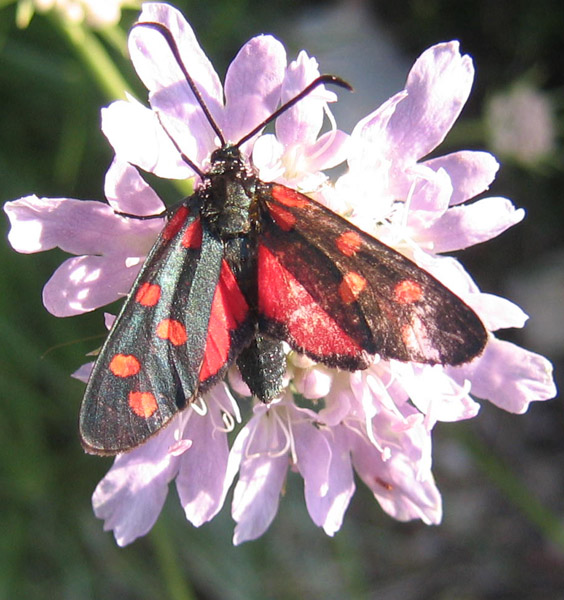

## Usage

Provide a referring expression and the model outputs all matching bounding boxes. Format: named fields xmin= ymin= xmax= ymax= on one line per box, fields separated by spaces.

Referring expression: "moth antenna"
xmin=154 ymin=111 xmax=205 ymax=178
xmin=235 ymin=75 xmax=353 ymax=149
xmin=133 ymin=20 xmax=226 ymax=147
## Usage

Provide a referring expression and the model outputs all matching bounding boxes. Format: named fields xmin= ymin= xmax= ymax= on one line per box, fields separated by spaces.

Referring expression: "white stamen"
xmin=191 ymin=395 xmax=208 ymax=416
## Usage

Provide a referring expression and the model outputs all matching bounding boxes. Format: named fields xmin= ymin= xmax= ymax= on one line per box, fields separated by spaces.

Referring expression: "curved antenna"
xmin=133 ymin=20 xmax=226 ymax=147
xmin=154 ymin=112 xmax=205 ymax=179
xmin=235 ymin=75 xmax=353 ymax=149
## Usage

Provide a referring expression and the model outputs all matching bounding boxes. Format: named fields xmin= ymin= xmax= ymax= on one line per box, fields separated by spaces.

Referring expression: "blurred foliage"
xmin=1 ymin=1 xmax=563 ymax=599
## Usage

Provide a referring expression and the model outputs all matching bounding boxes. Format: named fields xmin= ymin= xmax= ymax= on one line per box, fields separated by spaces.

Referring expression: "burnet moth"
xmin=79 ymin=21 xmax=487 ymax=455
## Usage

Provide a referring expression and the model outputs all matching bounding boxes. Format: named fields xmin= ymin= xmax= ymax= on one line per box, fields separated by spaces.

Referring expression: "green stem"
xmin=150 ymin=518 xmax=198 ymax=600
xmin=50 ymin=14 xmax=134 ymax=102
xmin=97 ymin=22 xmax=130 ymax=59
xmin=460 ymin=427 xmax=564 ymax=552
xmin=49 ymin=10 xmax=195 ymax=198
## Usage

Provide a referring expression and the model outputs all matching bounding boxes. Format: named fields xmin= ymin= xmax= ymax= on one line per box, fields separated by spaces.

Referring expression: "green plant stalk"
xmin=151 ymin=518 xmax=198 ymax=600
xmin=51 ymin=13 xmax=195 ymax=197
xmin=461 ymin=427 xmax=564 ymax=552
xmin=51 ymin=14 xmax=134 ymax=102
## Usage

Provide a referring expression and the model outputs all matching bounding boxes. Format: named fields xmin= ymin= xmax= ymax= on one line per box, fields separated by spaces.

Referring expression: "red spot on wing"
xmin=271 ymin=184 xmax=310 ymax=208
xmin=258 ymin=245 xmax=363 ymax=358
xmin=162 ymin=205 xmax=190 ymax=240
xmin=109 ymin=354 xmax=141 ymax=378
xmin=339 ymin=272 xmax=367 ymax=304
xmin=336 ymin=230 xmax=362 ymax=257
xmin=394 ymin=279 xmax=423 ymax=304
xmin=267 ymin=203 xmax=296 ymax=231
xmin=128 ymin=391 xmax=158 ymax=418
xmin=182 ymin=218 xmax=202 ymax=248
xmin=156 ymin=319 xmax=188 ymax=346
xmin=136 ymin=282 xmax=161 ymax=306
xmin=200 ymin=260 xmax=249 ymax=381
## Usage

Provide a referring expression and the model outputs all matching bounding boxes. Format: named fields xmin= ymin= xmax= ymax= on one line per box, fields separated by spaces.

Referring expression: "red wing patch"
xmin=257 ymin=244 xmax=365 ymax=364
xmin=200 ymin=259 xmax=250 ymax=382
xmin=259 ymin=182 xmax=487 ymax=367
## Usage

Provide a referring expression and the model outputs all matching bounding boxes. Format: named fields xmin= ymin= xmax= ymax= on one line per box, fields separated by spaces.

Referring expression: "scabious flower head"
xmin=485 ymin=81 xmax=556 ymax=166
xmin=4 ymin=2 xmax=556 ymax=546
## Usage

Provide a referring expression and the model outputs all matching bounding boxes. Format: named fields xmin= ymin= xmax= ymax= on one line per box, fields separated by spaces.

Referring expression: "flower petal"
xmin=276 ymin=51 xmax=328 ymax=147
xmin=419 ymin=197 xmax=525 ymax=253
xmin=102 ymin=99 xmax=192 ymax=179
xmin=350 ymin=428 xmax=442 ymax=525
xmin=232 ymin=451 xmax=287 ymax=545
xmin=304 ymin=426 xmax=355 ymax=536
xmin=72 ymin=362 xmax=94 ymax=383
xmin=92 ymin=424 xmax=181 ymax=546
xmin=424 ymin=150 xmax=499 ymax=205
xmin=129 ymin=3 xmax=222 ymax=167
xmin=449 ymin=338 xmax=557 ymax=413
xmin=223 ymin=35 xmax=286 ymax=143
xmin=5 ymin=195 xmax=131 ymax=255
xmin=305 ymin=129 xmax=349 ymax=173
xmin=387 ymin=41 xmax=474 ymax=162
xmin=176 ymin=392 xmax=232 ymax=526
xmin=293 ymin=416 xmax=332 ymax=499
xmin=468 ymin=293 xmax=528 ymax=331
xmin=394 ymin=363 xmax=480 ymax=426
xmin=42 ymin=254 xmax=141 ymax=316
xmin=104 ymin=159 xmax=166 ymax=217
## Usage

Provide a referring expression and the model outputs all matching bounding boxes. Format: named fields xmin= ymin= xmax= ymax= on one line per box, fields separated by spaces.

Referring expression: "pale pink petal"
xmin=305 ymin=129 xmax=349 ymax=172
xmin=419 ymin=197 xmax=525 ymax=252
xmin=129 ymin=3 xmax=221 ymax=165
xmin=318 ymin=385 xmax=353 ymax=426
xmin=276 ymin=51 xmax=330 ymax=147
xmin=305 ymin=426 xmax=355 ymax=536
xmin=4 ymin=196 xmax=131 ymax=255
xmin=293 ymin=416 xmax=332 ymax=499
xmin=395 ymin=363 xmax=481 ymax=425
xmin=468 ymin=294 xmax=528 ymax=331
xmin=405 ymin=165 xmax=453 ymax=222
xmin=104 ymin=158 xmax=166 ymax=216
xmin=424 ymin=150 xmax=499 ymax=205
xmin=350 ymin=430 xmax=442 ymax=525
xmin=223 ymin=35 xmax=286 ymax=143
xmin=387 ymin=41 xmax=474 ymax=162
xmin=42 ymin=254 xmax=140 ymax=316
xmin=449 ymin=338 xmax=557 ymax=413
xmin=92 ymin=425 xmax=181 ymax=546
xmin=176 ymin=400 xmax=230 ymax=526
xmin=293 ymin=367 xmax=333 ymax=399
xmin=347 ymin=90 xmax=407 ymax=170
xmin=232 ymin=453 xmax=288 ymax=545
xmin=72 ymin=362 xmax=94 ymax=383
xmin=102 ymin=100 xmax=192 ymax=179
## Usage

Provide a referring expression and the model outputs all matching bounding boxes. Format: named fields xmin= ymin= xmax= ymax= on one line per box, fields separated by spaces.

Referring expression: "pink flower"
xmin=93 ymin=382 xmax=238 ymax=546
xmin=5 ymin=159 xmax=164 ymax=317
xmin=4 ymin=3 xmax=556 ymax=545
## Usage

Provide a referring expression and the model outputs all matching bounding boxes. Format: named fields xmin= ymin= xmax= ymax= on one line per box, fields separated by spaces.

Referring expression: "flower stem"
xmin=461 ymin=427 xmax=564 ymax=552
xmin=50 ymin=14 xmax=134 ymax=102
xmin=150 ymin=517 xmax=198 ymax=600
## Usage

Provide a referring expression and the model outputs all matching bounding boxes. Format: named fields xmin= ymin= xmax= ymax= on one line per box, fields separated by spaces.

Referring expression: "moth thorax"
xmin=203 ymin=172 xmax=255 ymax=238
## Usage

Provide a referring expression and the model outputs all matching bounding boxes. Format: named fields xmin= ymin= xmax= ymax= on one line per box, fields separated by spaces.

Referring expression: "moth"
xmin=80 ymin=22 xmax=487 ymax=455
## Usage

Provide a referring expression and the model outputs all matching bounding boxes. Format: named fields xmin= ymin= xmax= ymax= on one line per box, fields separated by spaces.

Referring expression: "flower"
xmin=32 ymin=0 xmax=136 ymax=27
xmin=4 ymin=2 xmax=556 ymax=546
xmin=5 ymin=159 xmax=165 ymax=317
xmin=485 ymin=81 xmax=556 ymax=166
